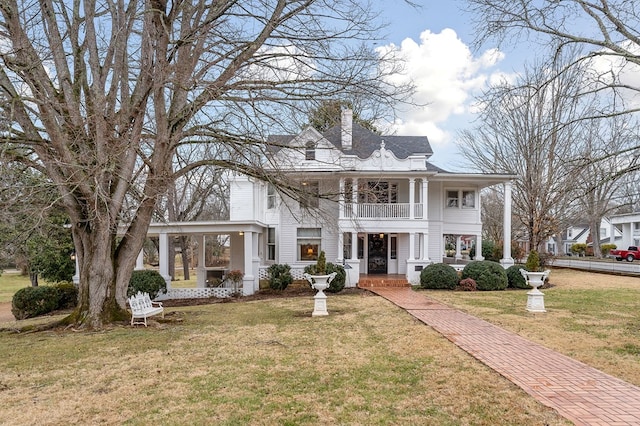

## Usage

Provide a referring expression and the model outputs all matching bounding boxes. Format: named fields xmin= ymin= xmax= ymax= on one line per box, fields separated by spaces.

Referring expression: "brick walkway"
xmin=368 ymin=287 xmax=640 ymax=426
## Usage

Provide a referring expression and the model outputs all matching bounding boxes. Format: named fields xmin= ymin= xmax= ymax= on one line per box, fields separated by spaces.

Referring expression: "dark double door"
xmin=367 ymin=233 xmax=387 ymax=274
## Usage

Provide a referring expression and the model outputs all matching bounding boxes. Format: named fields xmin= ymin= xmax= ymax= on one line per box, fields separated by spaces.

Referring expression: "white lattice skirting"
xmin=156 ymin=287 xmax=237 ymax=300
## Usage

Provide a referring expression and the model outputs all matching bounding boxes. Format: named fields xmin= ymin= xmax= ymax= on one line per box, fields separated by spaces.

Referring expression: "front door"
xmin=367 ymin=234 xmax=388 ymax=274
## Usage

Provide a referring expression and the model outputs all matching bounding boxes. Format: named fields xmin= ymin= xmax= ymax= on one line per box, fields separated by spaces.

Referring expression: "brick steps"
xmin=357 ymin=277 xmax=410 ymax=288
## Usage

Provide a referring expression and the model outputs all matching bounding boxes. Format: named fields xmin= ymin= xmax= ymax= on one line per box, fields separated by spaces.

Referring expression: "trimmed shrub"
xmin=128 ymin=270 xmax=167 ymax=299
xmin=267 ymin=264 xmax=293 ymax=291
xmin=601 ymin=243 xmax=616 ymax=256
xmin=570 ymin=243 xmax=587 ymax=256
xmin=303 ymin=262 xmax=346 ymax=293
xmin=11 ymin=286 xmax=60 ymax=320
xmin=54 ymin=282 xmax=78 ymax=309
xmin=525 ymin=250 xmax=541 ymax=272
xmin=506 ymin=265 xmax=530 ymax=289
xmin=325 ymin=263 xmax=346 ymax=293
xmin=420 ymin=263 xmax=459 ymax=290
xmin=461 ymin=260 xmax=508 ymax=291
xmin=456 ymin=277 xmax=477 ymax=291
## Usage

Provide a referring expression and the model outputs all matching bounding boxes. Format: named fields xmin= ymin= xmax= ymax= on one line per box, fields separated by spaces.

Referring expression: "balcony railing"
xmin=343 ymin=203 xmax=424 ymax=219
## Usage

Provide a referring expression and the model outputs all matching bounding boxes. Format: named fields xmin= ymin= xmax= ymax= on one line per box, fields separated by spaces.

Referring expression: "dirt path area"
xmin=0 ymin=302 xmax=14 ymax=322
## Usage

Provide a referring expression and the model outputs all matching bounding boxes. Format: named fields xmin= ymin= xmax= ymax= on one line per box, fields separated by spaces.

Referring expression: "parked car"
xmin=609 ymin=246 xmax=640 ymax=262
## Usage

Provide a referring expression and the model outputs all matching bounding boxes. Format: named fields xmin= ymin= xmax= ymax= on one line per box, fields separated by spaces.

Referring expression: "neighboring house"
xmin=546 ymin=218 xmax=622 ymax=255
xmin=609 ymin=212 xmax=640 ymax=249
xmin=129 ymin=110 xmax=517 ymax=298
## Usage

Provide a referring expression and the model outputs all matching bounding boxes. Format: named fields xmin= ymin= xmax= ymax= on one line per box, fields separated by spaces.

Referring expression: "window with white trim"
xmin=267 ymin=228 xmax=276 ymax=261
xmin=446 ymin=189 xmax=476 ymax=209
xmin=343 ymin=232 xmax=352 ymax=259
xmin=305 ymin=141 xmax=316 ymax=160
xmin=446 ymin=190 xmax=459 ymax=208
xmin=267 ymin=184 xmax=276 ymax=209
xmin=300 ymin=181 xmax=319 ymax=208
xmin=298 ymin=228 xmax=321 ymax=261
xmin=462 ymin=190 xmax=475 ymax=208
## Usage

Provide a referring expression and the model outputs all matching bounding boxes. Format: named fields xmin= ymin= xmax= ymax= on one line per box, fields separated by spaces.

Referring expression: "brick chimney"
xmin=341 ymin=108 xmax=353 ymax=150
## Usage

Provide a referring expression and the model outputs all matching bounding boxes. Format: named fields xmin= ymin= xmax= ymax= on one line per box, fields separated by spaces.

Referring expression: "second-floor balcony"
xmin=342 ymin=202 xmax=424 ymax=219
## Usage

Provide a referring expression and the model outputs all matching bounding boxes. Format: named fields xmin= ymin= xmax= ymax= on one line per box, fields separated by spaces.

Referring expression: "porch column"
xmin=409 ymin=178 xmax=415 ymax=220
xmin=610 ymin=221 xmax=615 ymax=245
xmin=158 ymin=232 xmax=172 ymax=288
xmin=243 ymin=231 xmax=256 ymax=296
xmin=351 ymin=232 xmax=358 ymax=259
xmin=337 ymin=232 xmax=344 ymax=263
xmin=72 ymin=256 xmax=80 ymax=285
xmin=352 ymin=178 xmax=358 ymax=218
xmin=197 ymin=235 xmax=206 ymax=287
xmin=475 ymin=234 xmax=484 ymax=260
xmin=345 ymin=232 xmax=360 ymax=288
xmin=422 ymin=232 xmax=429 ymax=261
xmin=501 ymin=181 xmax=514 ymax=266
xmin=455 ymin=236 xmax=462 ymax=261
xmin=409 ymin=232 xmax=416 ymax=260
xmin=338 ymin=177 xmax=345 ymax=219
xmin=135 ymin=251 xmax=145 ymax=270
xmin=422 ymin=179 xmax=428 ymax=219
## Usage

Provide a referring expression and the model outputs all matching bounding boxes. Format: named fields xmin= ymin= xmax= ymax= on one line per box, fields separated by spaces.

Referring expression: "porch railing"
xmin=343 ymin=203 xmax=423 ymax=219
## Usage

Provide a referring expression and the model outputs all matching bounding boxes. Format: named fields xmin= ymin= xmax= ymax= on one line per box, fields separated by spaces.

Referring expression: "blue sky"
xmin=371 ymin=1 xmax=525 ymax=170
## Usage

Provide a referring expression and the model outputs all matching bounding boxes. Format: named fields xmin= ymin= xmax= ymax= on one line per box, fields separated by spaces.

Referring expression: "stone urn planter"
xmin=519 ymin=269 xmax=551 ymax=313
xmin=303 ymin=272 xmax=337 ymax=317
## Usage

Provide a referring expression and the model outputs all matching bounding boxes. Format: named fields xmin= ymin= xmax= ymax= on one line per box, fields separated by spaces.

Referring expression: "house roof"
xmin=322 ymin=122 xmax=432 ymax=159
xmin=266 ymin=122 xmax=433 ymax=160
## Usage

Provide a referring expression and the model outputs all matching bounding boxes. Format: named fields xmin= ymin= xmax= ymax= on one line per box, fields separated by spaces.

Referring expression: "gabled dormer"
xmin=266 ymin=109 xmax=434 ymax=172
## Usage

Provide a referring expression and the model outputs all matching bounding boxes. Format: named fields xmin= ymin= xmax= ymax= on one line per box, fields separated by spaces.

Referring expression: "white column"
xmin=422 ymin=179 xmax=428 ymax=219
xmin=409 ymin=178 xmax=415 ymax=220
xmin=338 ymin=177 xmax=345 ymax=219
xmin=352 ymin=178 xmax=358 ymax=218
xmin=455 ymin=236 xmax=462 ymax=261
xmin=158 ymin=232 xmax=171 ymax=288
xmin=197 ymin=235 xmax=207 ymax=288
xmin=73 ymin=256 xmax=80 ymax=285
xmin=501 ymin=181 xmax=514 ymax=266
xmin=610 ymin=220 xmax=615 ymax=245
xmin=422 ymin=232 xmax=429 ymax=261
xmin=242 ymin=231 xmax=256 ymax=296
xmin=475 ymin=234 xmax=484 ymax=260
xmin=337 ymin=232 xmax=344 ymax=263
xmin=409 ymin=232 xmax=416 ymax=260
xmin=345 ymin=232 xmax=360 ymax=287
xmin=135 ymin=251 xmax=145 ymax=270
xmin=351 ymin=232 xmax=358 ymax=259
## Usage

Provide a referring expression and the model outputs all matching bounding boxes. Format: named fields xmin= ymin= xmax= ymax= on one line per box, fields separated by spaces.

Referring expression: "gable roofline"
xmin=322 ymin=122 xmax=433 ymax=159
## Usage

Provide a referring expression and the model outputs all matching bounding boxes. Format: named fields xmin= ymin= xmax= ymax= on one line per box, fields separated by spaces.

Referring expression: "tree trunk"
xmin=29 ymin=272 xmax=38 ymax=287
xmin=69 ymin=214 xmax=150 ymax=329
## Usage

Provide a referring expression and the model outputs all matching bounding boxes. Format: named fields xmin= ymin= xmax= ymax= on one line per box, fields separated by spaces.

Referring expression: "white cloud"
xmin=376 ymin=28 xmax=511 ymax=154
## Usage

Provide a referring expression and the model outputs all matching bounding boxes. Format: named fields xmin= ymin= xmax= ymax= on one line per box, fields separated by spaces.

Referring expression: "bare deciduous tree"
xmin=458 ymin=54 xmax=589 ymax=252
xmin=0 ymin=0 xmax=410 ymax=328
xmin=572 ymin=115 xmax=640 ymax=256
xmin=467 ymin=0 xmax=640 ymax=175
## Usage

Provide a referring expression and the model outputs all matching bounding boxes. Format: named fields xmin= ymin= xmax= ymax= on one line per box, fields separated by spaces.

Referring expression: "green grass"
xmin=0 ymin=294 xmax=567 ymax=425
xmin=424 ymin=268 xmax=640 ymax=386
xmin=0 ymin=272 xmax=33 ymax=303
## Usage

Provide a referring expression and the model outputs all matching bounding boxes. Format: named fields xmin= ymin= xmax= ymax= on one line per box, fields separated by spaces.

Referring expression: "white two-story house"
xmin=228 ymin=109 xmax=517 ymax=288
xmin=138 ymin=110 xmax=517 ymax=298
